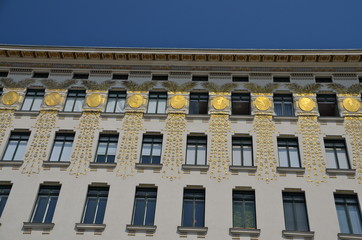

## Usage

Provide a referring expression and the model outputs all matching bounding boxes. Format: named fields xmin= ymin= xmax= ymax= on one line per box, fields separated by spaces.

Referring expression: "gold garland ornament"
xmin=345 ymin=117 xmax=362 ymax=183
xmin=128 ymin=94 xmax=143 ymax=108
xmin=254 ymin=96 xmax=271 ymax=111
xmin=86 ymin=93 xmax=102 ymax=108
xmin=2 ymin=91 xmax=19 ymax=105
xmin=298 ymin=97 xmax=316 ymax=112
xmin=211 ymin=96 xmax=229 ymax=110
xmin=44 ymin=92 xmax=61 ymax=106
xmin=343 ymin=98 xmax=361 ymax=112
xmin=170 ymin=95 xmax=186 ymax=109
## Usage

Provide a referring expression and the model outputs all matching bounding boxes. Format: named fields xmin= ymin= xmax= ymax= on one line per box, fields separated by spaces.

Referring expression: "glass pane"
xmin=284 ymin=201 xmax=295 ymax=230
xmin=152 ymin=144 xmax=162 ymax=156
xmin=275 ymin=103 xmax=282 ymax=116
xmin=133 ymin=198 xmax=145 ymax=225
xmin=336 ymin=204 xmax=350 ymax=233
xmin=147 ymin=99 xmax=157 ymax=114
xmin=245 ymin=201 xmax=256 ymax=228
xmin=233 ymin=201 xmax=243 ymax=227
xmin=232 ymin=146 xmax=242 ymax=166
xmin=108 ymin=143 xmax=117 ymax=155
xmin=21 ymin=98 xmax=33 ymax=111
xmin=44 ymin=197 xmax=58 ymax=223
xmin=97 ymin=143 xmax=108 ymax=155
xmin=32 ymin=97 xmax=43 ymax=111
xmin=348 ymin=205 xmax=362 ymax=234
xmin=186 ymin=145 xmax=196 ymax=164
xmin=157 ymin=99 xmax=166 ymax=113
xmin=73 ymin=99 xmax=84 ymax=112
xmin=3 ymin=141 xmax=18 ymax=160
xmin=13 ymin=141 xmax=27 ymax=160
xmin=63 ymin=98 xmax=75 ymax=111
xmin=295 ymin=201 xmax=309 ymax=231
xmin=278 ymin=147 xmax=289 ymax=167
xmin=145 ymin=199 xmax=156 ymax=225
xmin=116 ymin=99 xmax=125 ymax=113
xmin=285 ymin=103 xmax=294 ymax=116
xmin=32 ymin=196 xmax=48 ymax=223
xmin=49 ymin=142 xmax=63 ymax=161
xmin=94 ymin=198 xmax=107 ymax=224
xmin=243 ymin=147 xmax=253 ymax=166
xmin=60 ymin=142 xmax=72 ymax=161
xmin=189 ymin=101 xmax=198 ymax=114
xmin=105 ymin=98 xmax=116 ymax=112
xmin=289 ymin=147 xmax=300 ymax=168
xmin=336 ymin=148 xmax=349 ymax=169
xmin=326 ymin=149 xmax=337 ymax=168
xmin=195 ymin=200 xmax=205 ymax=227
xmin=0 ymin=196 xmax=8 ymax=217
xmin=197 ymin=146 xmax=206 ymax=165
xmin=142 ymin=144 xmax=152 ymax=156
xmin=83 ymin=198 xmax=97 ymax=224
xmin=182 ymin=200 xmax=193 ymax=226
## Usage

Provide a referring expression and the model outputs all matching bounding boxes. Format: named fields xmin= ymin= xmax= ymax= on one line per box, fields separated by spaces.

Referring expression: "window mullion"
xmin=11 ymin=140 xmax=21 ymax=160
xmin=42 ymin=196 xmax=51 ymax=223
xmin=94 ymin=196 xmax=100 ymax=224
xmin=143 ymin=197 xmax=148 ymax=225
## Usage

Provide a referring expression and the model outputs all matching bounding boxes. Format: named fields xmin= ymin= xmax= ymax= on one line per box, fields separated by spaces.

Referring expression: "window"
xmin=282 ymin=192 xmax=310 ymax=232
xmin=63 ymin=90 xmax=86 ymax=112
xmin=2 ymin=132 xmax=30 ymax=161
xmin=278 ymin=138 xmax=301 ymax=168
xmin=189 ymin=93 xmax=208 ymax=115
xmin=233 ymin=191 xmax=256 ymax=229
xmin=182 ymin=189 xmax=205 ymax=227
xmin=232 ymin=137 xmax=253 ymax=166
xmin=186 ymin=136 xmax=207 ymax=165
xmin=30 ymin=185 xmax=60 ymax=223
xmin=316 ymin=76 xmax=332 ymax=83
xmin=73 ymin=73 xmax=89 ymax=79
xmin=105 ymin=91 xmax=126 ymax=113
xmin=274 ymin=94 xmax=294 ymax=116
xmin=232 ymin=76 xmax=249 ymax=82
xmin=324 ymin=139 xmax=350 ymax=169
xmin=131 ymin=188 xmax=157 ymax=226
xmin=0 ymin=185 xmax=12 ymax=217
xmin=147 ymin=92 xmax=167 ymax=114
xmin=49 ymin=133 xmax=74 ymax=162
xmin=359 ymin=77 xmax=362 ymax=83
xmin=140 ymin=135 xmax=162 ymax=164
xmin=317 ymin=94 xmax=339 ymax=117
xmin=335 ymin=194 xmax=362 ymax=234
xmin=112 ymin=74 xmax=128 ymax=80
xmin=152 ymin=75 xmax=168 ymax=81
xmin=231 ymin=93 xmax=250 ymax=115
xmin=192 ymin=75 xmax=208 ymax=81
xmin=0 ymin=71 xmax=8 ymax=77
xmin=21 ymin=89 xmax=45 ymax=111
xmin=95 ymin=134 xmax=118 ymax=163
xmin=32 ymin=72 xmax=49 ymax=78
xmin=81 ymin=186 xmax=109 ymax=224
xmin=273 ymin=76 xmax=290 ymax=82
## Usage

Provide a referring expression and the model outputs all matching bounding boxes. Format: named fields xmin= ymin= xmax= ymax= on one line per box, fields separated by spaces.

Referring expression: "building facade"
xmin=0 ymin=46 xmax=362 ymax=240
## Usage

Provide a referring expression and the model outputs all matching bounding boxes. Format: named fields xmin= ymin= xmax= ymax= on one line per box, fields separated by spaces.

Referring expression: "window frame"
xmin=81 ymin=186 xmax=109 ymax=224
xmin=185 ymin=136 xmax=207 ymax=166
xmin=48 ymin=133 xmax=75 ymax=162
xmin=140 ymin=135 xmax=163 ymax=164
xmin=105 ymin=91 xmax=126 ymax=113
xmin=273 ymin=94 xmax=294 ymax=116
xmin=0 ymin=185 xmax=12 ymax=217
xmin=1 ymin=132 xmax=30 ymax=161
xmin=324 ymin=139 xmax=350 ymax=169
xmin=334 ymin=194 xmax=362 ymax=234
xmin=63 ymin=90 xmax=86 ymax=112
xmin=30 ymin=185 xmax=61 ymax=223
xmin=282 ymin=192 xmax=310 ymax=232
xmin=232 ymin=137 xmax=253 ymax=167
xmin=131 ymin=187 xmax=158 ymax=226
xmin=181 ymin=188 xmax=205 ymax=227
xmin=277 ymin=138 xmax=301 ymax=168
xmin=147 ymin=92 xmax=167 ymax=114
xmin=95 ymin=134 xmax=118 ymax=163
xmin=189 ymin=92 xmax=209 ymax=115
xmin=21 ymin=89 xmax=45 ymax=111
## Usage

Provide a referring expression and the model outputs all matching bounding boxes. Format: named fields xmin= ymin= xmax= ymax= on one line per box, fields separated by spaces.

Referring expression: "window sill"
xmin=273 ymin=116 xmax=298 ymax=121
xmin=277 ymin=167 xmax=305 ymax=173
xmin=229 ymin=166 xmax=257 ymax=172
xmin=75 ymin=223 xmax=106 ymax=231
xmin=318 ymin=116 xmax=343 ymax=122
xmin=229 ymin=228 xmax=260 ymax=236
xmin=338 ymin=233 xmax=362 ymax=240
xmin=182 ymin=164 xmax=209 ymax=171
xmin=326 ymin=168 xmax=356 ymax=175
xmin=14 ymin=111 xmax=40 ymax=116
xmin=143 ymin=113 xmax=167 ymax=119
xmin=0 ymin=160 xmax=23 ymax=167
xmin=43 ymin=161 xmax=70 ymax=168
xmin=229 ymin=115 xmax=253 ymax=120
xmin=100 ymin=112 xmax=125 ymax=118
xmin=177 ymin=226 xmax=208 ymax=234
xmin=23 ymin=222 xmax=55 ymax=230
xmin=89 ymin=162 xmax=117 ymax=169
xmin=135 ymin=163 xmax=163 ymax=170
xmin=126 ymin=224 xmax=157 ymax=232
xmin=58 ymin=112 xmax=82 ymax=117
xmin=186 ymin=114 xmax=210 ymax=120
xmin=282 ymin=230 xmax=314 ymax=238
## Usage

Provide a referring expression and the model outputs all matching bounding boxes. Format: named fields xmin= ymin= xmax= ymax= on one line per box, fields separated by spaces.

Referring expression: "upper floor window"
xmin=21 ymin=89 xmax=45 ymax=111
xmin=131 ymin=187 xmax=157 ymax=226
xmin=231 ymin=93 xmax=250 ymax=115
xmin=2 ymin=132 xmax=30 ymax=161
xmin=81 ymin=186 xmax=109 ymax=224
xmin=95 ymin=134 xmax=118 ymax=163
xmin=335 ymin=194 xmax=362 ymax=234
xmin=63 ymin=90 xmax=86 ymax=112
xmin=274 ymin=94 xmax=294 ymax=116
xmin=0 ymin=71 xmax=8 ymax=77
xmin=186 ymin=136 xmax=207 ymax=165
xmin=30 ymin=185 xmax=61 ymax=223
xmin=283 ymin=192 xmax=310 ymax=232
xmin=73 ymin=73 xmax=89 ymax=79
xmin=152 ymin=74 xmax=168 ymax=81
xmin=233 ymin=190 xmax=256 ymax=229
xmin=192 ymin=75 xmax=208 ymax=81
xmin=49 ymin=133 xmax=74 ymax=162
xmin=105 ymin=91 xmax=126 ymax=113
xmin=32 ymin=72 xmax=49 ymax=78
xmin=232 ymin=137 xmax=253 ymax=167
xmin=189 ymin=93 xmax=208 ymax=115
xmin=181 ymin=189 xmax=205 ymax=227
xmin=278 ymin=138 xmax=301 ymax=168
xmin=140 ymin=135 xmax=162 ymax=164
xmin=315 ymin=76 xmax=332 ymax=83
xmin=112 ymin=74 xmax=128 ymax=80
xmin=232 ymin=76 xmax=249 ymax=82
xmin=317 ymin=94 xmax=339 ymax=117
xmin=0 ymin=185 xmax=12 ymax=217
xmin=147 ymin=92 xmax=167 ymax=114
xmin=324 ymin=139 xmax=350 ymax=169
xmin=273 ymin=76 xmax=290 ymax=83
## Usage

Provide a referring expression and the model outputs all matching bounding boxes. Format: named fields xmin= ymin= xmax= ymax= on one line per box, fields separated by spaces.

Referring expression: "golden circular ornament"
xmin=254 ymin=96 xmax=271 ymax=111
xmin=86 ymin=93 xmax=102 ymax=108
xmin=128 ymin=94 xmax=143 ymax=108
xmin=298 ymin=97 xmax=315 ymax=111
xmin=170 ymin=95 xmax=186 ymax=109
xmin=2 ymin=91 xmax=19 ymax=105
xmin=211 ymin=96 xmax=228 ymax=110
xmin=44 ymin=92 xmax=61 ymax=106
xmin=343 ymin=97 xmax=360 ymax=112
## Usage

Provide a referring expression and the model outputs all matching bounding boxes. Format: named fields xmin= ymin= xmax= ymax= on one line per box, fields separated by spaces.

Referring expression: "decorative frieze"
xmin=344 ymin=117 xmax=362 ymax=183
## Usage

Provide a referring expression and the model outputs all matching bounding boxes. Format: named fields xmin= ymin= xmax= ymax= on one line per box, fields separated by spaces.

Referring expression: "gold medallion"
xmin=86 ymin=93 xmax=102 ymax=108
xmin=128 ymin=94 xmax=143 ymax=108
xmin=44 ymin=92 xmax=61 ymax=106
xmin=211 ymin=96 xmax=228 ymax=110
xmin=254 ymin=96 xmax=271 ymax=111
xmin=343 ymin=97 xmax=360 ymax=112
xmin=298 ymin=97 xmax=315 ymax=112
xmin=2 ymin=91 xmax=19 ymax=105
xmin=170 ymin=95 xmax=186 ymax=109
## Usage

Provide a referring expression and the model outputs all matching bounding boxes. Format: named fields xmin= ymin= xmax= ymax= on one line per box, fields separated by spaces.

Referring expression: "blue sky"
xmin=0 ymin=0 xmax=361 ymax=49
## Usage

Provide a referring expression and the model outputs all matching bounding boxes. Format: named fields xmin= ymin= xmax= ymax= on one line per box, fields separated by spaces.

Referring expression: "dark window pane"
xmin=192 ymin=75 xmax=208 ymax=81
xmin=33 ymin=72 xmax=49 ymax=78
xmin=73 ymin=73 xmax=89 ymax=79
xmin=316 ymin=77 xmax=332 ymax=83
xmin=273 ymin=77 xmax=290 ymax=82
xmin=112 ymin=74 xmax=128 ymax=80
xmin=317 ymin=94 xmax=339 ymax=117
xmin=232 ymin=76 xmax=249 ymax=82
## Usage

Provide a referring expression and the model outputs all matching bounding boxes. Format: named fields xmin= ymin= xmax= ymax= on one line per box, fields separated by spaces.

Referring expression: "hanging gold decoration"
xmin=298 ymin=116 xmax=326 ymax=184
xmin=253 ymin=115 xmax=277 ymax=183
xmin=162 ymin=113 xmax=186 ymax=180
xmin=69 ymin=111 xmax=100 ymax=176
xmin=0 ymin=109 xmax=14 ymax=145
xmin=116 ymin=113 xmax=143 ymax=178
xmin=345 ymin=117 xmax=362 ymax=183
xmin=22 ymin=111 xmax=58 ymax=175
xmin=209 ymin=114 xmax=230 ymax=182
